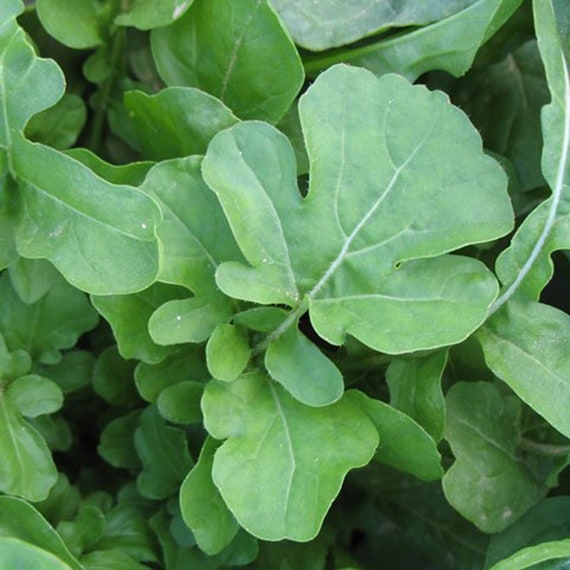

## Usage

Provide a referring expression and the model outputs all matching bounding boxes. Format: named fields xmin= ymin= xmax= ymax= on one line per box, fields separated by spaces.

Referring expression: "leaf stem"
xmin=86 ymin=27 xmax=126 ymax=155
xmin=488 ymin=50 xmax=570 ymax=316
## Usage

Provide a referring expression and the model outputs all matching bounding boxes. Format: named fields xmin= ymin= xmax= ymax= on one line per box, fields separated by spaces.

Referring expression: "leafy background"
xmin=1 ymin=0 xmax=570 ymax=568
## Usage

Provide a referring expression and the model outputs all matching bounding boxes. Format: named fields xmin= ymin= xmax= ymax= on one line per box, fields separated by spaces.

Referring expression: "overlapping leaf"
xmin=202 ymin=372 xmax=378 ymax=541
xmin=202 ymin=64 xmax=513 ymax=355
xmin=1 ymin=2 xmax=161 ymax=294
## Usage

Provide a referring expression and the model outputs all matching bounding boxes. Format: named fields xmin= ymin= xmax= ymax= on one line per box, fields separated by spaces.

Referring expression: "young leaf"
xmin=271 ymin=0 xmax=475 ymax=51
xmin=386 ymin=350 xmax=447 ymax=442
xmin=0 ymin=394 xmax=57 ymax=501
xmin=151 ymin=0 xmax=304 ymax=123
xmin=7 ymin=375 xmax=63 ymax=417
xmin=477 ymin=301 xmax=570 ymax=438
xmin=303 ymin=0 xmax=523 ymax=82
xmin=8 ymin=258 xmax=59 ymax=304
xmin=56 ymin=505 xmax=106 ymax=558
xmin=98 ymin=411 xmax=142 ymax=470
xmin=93 ymin=346 xmax=139 ymax=407
xmin=124 ymin=88 xmax=239 ymax=160
xmin=0 ymin=272 xmax=98 ymax=364
xmin=202 ymin=372 xmax=379 ymax=541
xmin=348 ymin=391 xmax=443 ymax=482
xmin=488 ymin=540 xmax=570 ymax=570
xmin=442 ymin=382 xmax=544 ymax=533
xmin=134 ymin=406 xmax=193 ymax=500
xmin=80 ymin=549 xmax=151 ymax=570
xmin=206 ymin=324 xmax=250 ymax=383
xmin=265 ymin=324 xmax=344 ymax=407
xmin=115 ymin=0 xmax=193 ymax=30
xmin=157 ymin=381 xmax=203 ymax=424
xmin=0 ymin=496 xmax=81 ymax=570
xmin=202 ymin=64 xmax=513 ymax=354
xmin=179 ymin=437 xmax=239 ymax=555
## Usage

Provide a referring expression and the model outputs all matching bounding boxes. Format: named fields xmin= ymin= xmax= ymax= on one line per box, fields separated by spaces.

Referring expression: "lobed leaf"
xmin=151 ymin=0 xmax=304 ymax=123
xmin=442 ymin=382 xmax=544 ymax=533
xmin=202 ymin=372 xmax=378 ymax=541
xmin=203 ymin=64 xmax=513 ymax=354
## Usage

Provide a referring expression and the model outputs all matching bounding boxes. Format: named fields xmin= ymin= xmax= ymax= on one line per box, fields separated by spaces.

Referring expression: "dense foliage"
xmin=1 ymin=0 xmax=570 ymax=568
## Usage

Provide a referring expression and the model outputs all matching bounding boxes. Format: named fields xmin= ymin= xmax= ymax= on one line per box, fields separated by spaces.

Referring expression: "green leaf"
xmin=151 ymin=0 xmax=304 ymax=123
xmin=37 ymin=350 xmax=95 ymax=394
xmin=477 ymin=301 xmax=570 ymax=439
xmin=202 ymin=372 xmax=378 ymax=541
xmin=0 ymin=537 xmax=73 ymax=570
xmin=348 ymin=391 xmax=443 ymax=481
xmin=8 ymin=258 xmax=59 ymax=304
xmin=36 ymin=0 xmax=110 ymax=49
xmin=386 ymin=350 xmax=447 ymax=442
xmin=0 ymin=394 xmax=57 ymax=501
xmin=206 ymin=324 xmax=250 ymax=383
xmin=180 ymin=437 xmax=239 ymax=555
xmin=115 ymin=0 xmax=193 ymax=30
xmin=7 ymin=375 xmax=63 ymax=417
xmin=57 ymin=505 xmax=106 ymax=557
xmin=134 ymin=406 xmax=193 ymax=499
xmin=271 ymin=0 xmax=475 ymax=50
xmin=304 ymin=0 xmax=523 ymax=82
xmin=134 ymin=348 xmax=208 ymax=403
xmin=0 ymin=272 xmax=98 ymax=364
xmin=487 ymin=0 xmax=570 ymax=309
xmin=25 ymin=94 xmax=87 ymax=150
xmin=451 ymin=40 xmax=549 ymax=192
xmin=442 ymin=382 xmax=544 ymax=533
xmin=98 ymin=411 xmax=142 ymax=470
xmin=81 ymin=549 xmax=150 ymax=570
xmin=157 ymin=381 xmax=203 ymax=424
xmin=0 ymin=496 xmax=81 ymax=570
xmin=486 ymin=497 xmax=570 ymax=569
xmin=92 ymin=283 xmax=188 ymax=364
xmin=202 ymin=64 xmax=513 ymax=354
xmin=489 ymin=540 xmax=570 ymax=570
xmin=124 ymin=88 xmax=239 ymax=160
xmin=93 ymin=346 xmax=139 ymax=407
xmin=265 ymin=324 xmax=343 ymax=406
xmin=0 ymin=333 xmax=31 ymax=381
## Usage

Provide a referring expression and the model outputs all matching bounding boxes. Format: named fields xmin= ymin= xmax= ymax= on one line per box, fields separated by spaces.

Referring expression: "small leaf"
xmin=157 ymin=381 xmax=203 ymax=424
xmin=180 ymin=437 xmax=239 ymax=555
xmin=348 ymin=391 xmax=443 ymax=481
xmin=8 ymin=257 xmax=59 ymax=304
xmin=37 ymin=350 xmax=95 ymax=395
xmin=134 ymin=406 xmax=193 ymax=499
xmin=115 ymin=0 xmax=193 ymax=30
xmin=0 ymin=272 xmax=98 ymax=364
xmin=93 ymin=346 xmax=139 ymax=407
xmin=386 ymin=350 xmax=447 ymax=442
xmin=265 ymin=324 xmax=344 ymax=407
xmin=124 ymin=88 xmax=239 ymax=160
xmin=488 ymin=540 xmax=570 ymax=570
xmin=151 ymin=0 xmax=304 ymax=123
xmin=7 ymin=375 xmax=63 ymax=417
xmin=98 ymin=411 xmax=142 ymax=470
xmin=92 ymin=283 xmax=188 ymax=364
xmin=0 ymin=394 xmax=57 ymax=501
xmin=202 ymin=372 xmax=378 ymax=541
xmin=206 ymin=324 xmax=250 ymax=382
xmin=0 ymin=496 xmax=81 ymax=570
xmin=442 ymin=382 xmax=544 ymax=533
xmin=57 ymin=506 xmax=106 ymax=558
xmin=80 ymin=549 xmax=150 ymax=570
xmin=477 ymin=301 xmax=570 ymax=439
xmin=0 ymin=334 xmax=31 ymax=381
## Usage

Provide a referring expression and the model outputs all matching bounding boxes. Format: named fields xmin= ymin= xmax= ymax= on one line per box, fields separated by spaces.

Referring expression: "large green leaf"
xmin=151 ymin=0 xmax=304 ymax=123
xmin=124 ymin=88 xmax=239 ymax=160
xmin=0 ymin=537 xmax=73 ymax=570
xmin=477 ymin=301 xmax=570 ymax=438
xmin=202 ymin=64 xmax=513 ymax=354
xmin=0 ymin=496 xmax=81 ymax=570
xmin=202 ymin=372 xmax=378 ymax=541
xmin=271 ymin=0 xmax=475 ymax=51
xmin=488 ymin=540 xmax=570 ymax=570
xmin=0 ymin=9 xmax=161 ymax=294
xmin=303 ymin=0 xmax=523 ymax=82
xmin=442 ymin=382 xmax=544 ymax=533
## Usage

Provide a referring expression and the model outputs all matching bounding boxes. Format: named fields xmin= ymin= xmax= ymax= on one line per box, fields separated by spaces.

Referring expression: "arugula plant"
xmin=1 ymin=0 xmax=570 ymax=568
